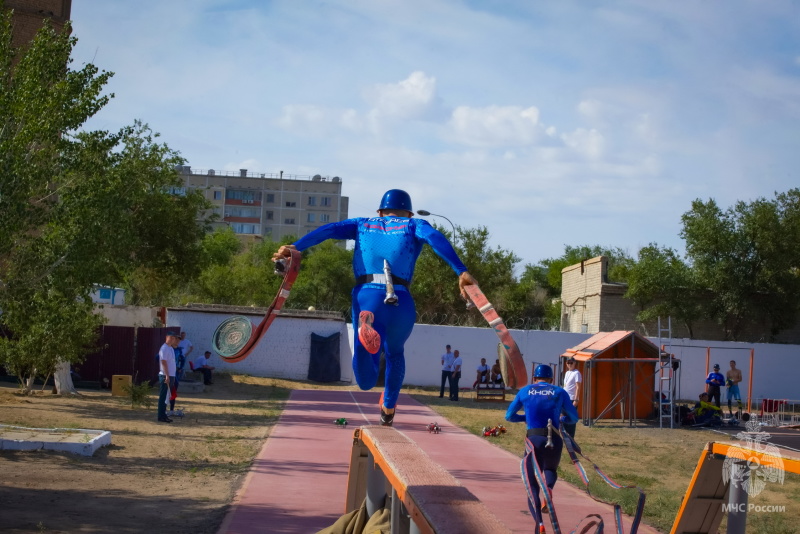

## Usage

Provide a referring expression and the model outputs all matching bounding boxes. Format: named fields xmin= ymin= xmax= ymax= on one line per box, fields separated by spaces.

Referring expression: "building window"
xmin=226 ymin=190 xmax=262 ymax=201
xmin=213 ymin=190 xmax=222 ymax=200
xmin=169 ymin=186 xmax=187 ymax=196
xmin=320 ymin=214 xmax=331 ymax=222
xmin=265 ymin=211 xmax=273 ymax=220
xmin=263 ymin=227 xmax=273 ymax=236
xmin=285 ymin=201 xmax=296 ymax=207
xmin=231 ymin=223 xmax=258 ymax=234
xmin=321 ymin=197 xmax=331 ymax=206
xmin=225 ymin=207 xmax=259 ymax=218
xmin=266 ymin=193 xmax=275 ymax=203
xmin=307 ymin=213 xmax=315 ymax=222
xmin=284 ymin=218 xmax=295 ymax=224
xmin=308 ymin=196 xmax=316 ymax=206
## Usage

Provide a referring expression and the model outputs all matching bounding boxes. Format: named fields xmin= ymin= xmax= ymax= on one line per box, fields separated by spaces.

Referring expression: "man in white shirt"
xmin=562 ymin=357 xmax=582 ymax=437
xmin=439 ymin=345 xmax=454 ymax=398
xmin=157 ymin=332 xmax=179 ymax=423
xmin=194 ymin=351 xmax=216 ymax=385
xmin=177 ymin=332 xmax=194 ymax=373
xmin=450 ymin=350 xmax=463 ymax=401
xmin=473 ymin=357 xmax=490 ymax=388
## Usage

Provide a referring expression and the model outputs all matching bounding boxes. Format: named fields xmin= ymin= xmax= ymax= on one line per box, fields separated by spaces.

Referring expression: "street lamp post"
xmin=416 ymin=210 xmax=457 ymax=241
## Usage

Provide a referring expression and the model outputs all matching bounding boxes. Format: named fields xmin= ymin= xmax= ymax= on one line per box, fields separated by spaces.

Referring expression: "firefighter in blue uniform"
xmin=274 ymin=189 xmax=476 ymax=426
xmin=506 ymin=364 xmax=579 ymax=525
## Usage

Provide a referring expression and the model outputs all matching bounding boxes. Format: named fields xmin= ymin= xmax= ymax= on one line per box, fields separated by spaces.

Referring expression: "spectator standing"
xmin=706 ymin=364 xmax=725 ymax=409
xmin=726 ymin=360 xmax=743 ymax=417
xmin=440 ymin=345 xmax=454 ymax=398
xmin=450 ymin=350 xmax=463 ymax=401
xmin=194 ymin=351 xmax=216 ymax=385
xmin=157 ymin=332 xmax=179 ymax=423
xmin=177 ymin=332 xmax=194 ymax=374
xmin=473 ymin=357 xmax=490 ymax=388
xmin=562 ymin=358 xmax=582 ymax=438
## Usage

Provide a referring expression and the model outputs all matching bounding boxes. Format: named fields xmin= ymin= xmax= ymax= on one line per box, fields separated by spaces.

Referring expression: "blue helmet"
xmin=378 ymin=189 xmax=413 ymax=213
xmin=534 ymin=364 xmax=553 ymax=379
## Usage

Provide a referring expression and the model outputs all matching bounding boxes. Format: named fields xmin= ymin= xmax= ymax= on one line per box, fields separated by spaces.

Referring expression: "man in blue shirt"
xmin=506 ymin=364 xmax=579 ymax=523
xmin=274 ymin=189 xmax=476 ymax=426
xmin=705 ymin=363 xmax=725 ymax=409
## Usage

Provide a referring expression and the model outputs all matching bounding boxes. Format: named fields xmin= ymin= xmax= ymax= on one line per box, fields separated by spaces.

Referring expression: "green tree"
xmin=202 ymin=226 xmax=242 ymax=267
xmin=189 ymin=238 xmax=286 ymax=306
xmin=681 ymin=191 xmax=800 ymax=340
xmin=0 ymin=15 xmax=208 ymax=391
xmin=625 ymin=244 xmax=703 ymax=338
xmin=412 ymin=225 xmax=520 ymax=326
xmin=289 ymin=240 xmax=354 ymax=314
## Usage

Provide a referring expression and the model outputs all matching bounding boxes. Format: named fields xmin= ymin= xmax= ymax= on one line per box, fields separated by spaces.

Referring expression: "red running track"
xmin=217 ymin=390 xmax=660 ymax=534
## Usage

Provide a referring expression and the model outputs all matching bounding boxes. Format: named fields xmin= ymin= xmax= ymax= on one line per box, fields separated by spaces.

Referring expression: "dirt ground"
xmin=0 ymin=374 xmax=295 ymax=534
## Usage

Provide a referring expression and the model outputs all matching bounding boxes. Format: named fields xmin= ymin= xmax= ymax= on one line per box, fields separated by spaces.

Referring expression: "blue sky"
xmin=70 ymin=1 xmax=800 ymax=270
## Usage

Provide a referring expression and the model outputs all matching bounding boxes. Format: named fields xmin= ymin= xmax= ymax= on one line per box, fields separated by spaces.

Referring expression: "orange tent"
xmin=561 ymin=331 xmax=660 ymax=424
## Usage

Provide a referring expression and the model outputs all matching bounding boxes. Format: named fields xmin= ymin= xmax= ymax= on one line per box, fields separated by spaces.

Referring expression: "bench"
xmin=346 ymin=426 xmax=512 ymax=534
xmin=474 ymin=383 xmax=506 ymax=402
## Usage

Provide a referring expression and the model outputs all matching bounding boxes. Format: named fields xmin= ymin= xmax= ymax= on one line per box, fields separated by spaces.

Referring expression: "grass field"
xmin=1 ymin=375 xmax=797 ymax=533
xmin=404 ymin=385 xmax=800 ymax=534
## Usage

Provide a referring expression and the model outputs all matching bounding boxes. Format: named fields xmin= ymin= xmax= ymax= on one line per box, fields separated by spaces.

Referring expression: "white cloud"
xmin=276 ymin=105 xmax=364 ymax=136
xmin=560 ymin=128 xmax=606 ymax=159
xmin=448 ymin=105 xmax=542 ymax=147
xmin=363 ymin=71 xmax=442 ymax=122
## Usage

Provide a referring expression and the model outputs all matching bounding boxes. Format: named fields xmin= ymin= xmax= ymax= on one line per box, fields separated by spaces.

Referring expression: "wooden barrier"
xmin=474 ymin=384 xmax=506 ymax=403
xmin=345 ymin=426 xmax=512 ymax=534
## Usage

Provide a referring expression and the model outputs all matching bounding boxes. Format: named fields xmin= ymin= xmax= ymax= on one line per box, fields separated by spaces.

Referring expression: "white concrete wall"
xmin=657 ymin=339 xmax=798 ymax=405
xmin=167 ymin=309 xmax=799 ymax=404
xmin=168 ymin=310 xmax=353 ymax=382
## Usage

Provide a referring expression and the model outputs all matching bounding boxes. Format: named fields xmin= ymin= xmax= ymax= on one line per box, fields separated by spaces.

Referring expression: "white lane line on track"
xmin=348 ymin=390 xmax=372 ymax=424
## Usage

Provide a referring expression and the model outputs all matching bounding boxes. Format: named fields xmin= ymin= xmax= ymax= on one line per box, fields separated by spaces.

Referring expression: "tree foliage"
xmin=625 ymin=244 xmax=703 ymax=338
xmin=412 ymin=225 xmax=520 ymax=326
xmin=679 ymin=190 xmax=800 ymax=340
xmin=0 ymin=15 xmax=209 ymax=389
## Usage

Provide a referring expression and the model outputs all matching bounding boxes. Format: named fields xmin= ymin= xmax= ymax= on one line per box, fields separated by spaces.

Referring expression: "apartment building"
xmin=178 ymin=166 xmax=349 ymax=243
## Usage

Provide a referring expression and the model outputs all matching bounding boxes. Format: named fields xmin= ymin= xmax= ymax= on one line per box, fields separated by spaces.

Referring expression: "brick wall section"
xmin=6 ymin=0 xmax=71 ymax=50
xmin=560 ymin=256 xmax=606 ymax=333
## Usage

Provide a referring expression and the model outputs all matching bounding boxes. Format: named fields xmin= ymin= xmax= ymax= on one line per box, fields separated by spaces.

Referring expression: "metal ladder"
xmin=657 ymin=317 xmax=675 ymax=429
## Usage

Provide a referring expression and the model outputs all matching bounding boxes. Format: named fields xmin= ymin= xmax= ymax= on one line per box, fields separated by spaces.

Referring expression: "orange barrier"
xmin=671 ymin=442 xmax=799 ymax=534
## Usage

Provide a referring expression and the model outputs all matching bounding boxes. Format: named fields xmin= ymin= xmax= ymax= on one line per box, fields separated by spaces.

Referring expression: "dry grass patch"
xmin=0 ymin=374 xmax=291 ymax=534
xmin=406 ymin=386 xmax=800 ymax=534
xmin=1 ymin=377 xmax=796 ymax=534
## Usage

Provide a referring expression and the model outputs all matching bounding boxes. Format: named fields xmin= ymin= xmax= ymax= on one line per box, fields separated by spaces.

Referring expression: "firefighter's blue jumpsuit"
xmin=293 ymin=216 xmax=467 ymax=409
xmin=506 ymin=381 xmax=579 ymax=516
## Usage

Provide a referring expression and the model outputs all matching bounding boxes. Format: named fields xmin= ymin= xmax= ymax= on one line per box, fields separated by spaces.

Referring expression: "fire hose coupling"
xmin=383 ymin=259 xmax=398 ymax=305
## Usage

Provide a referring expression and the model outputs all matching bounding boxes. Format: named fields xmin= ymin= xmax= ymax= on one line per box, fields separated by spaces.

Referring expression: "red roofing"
xmin=561 ymin=330 xmax=660 ymax=361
